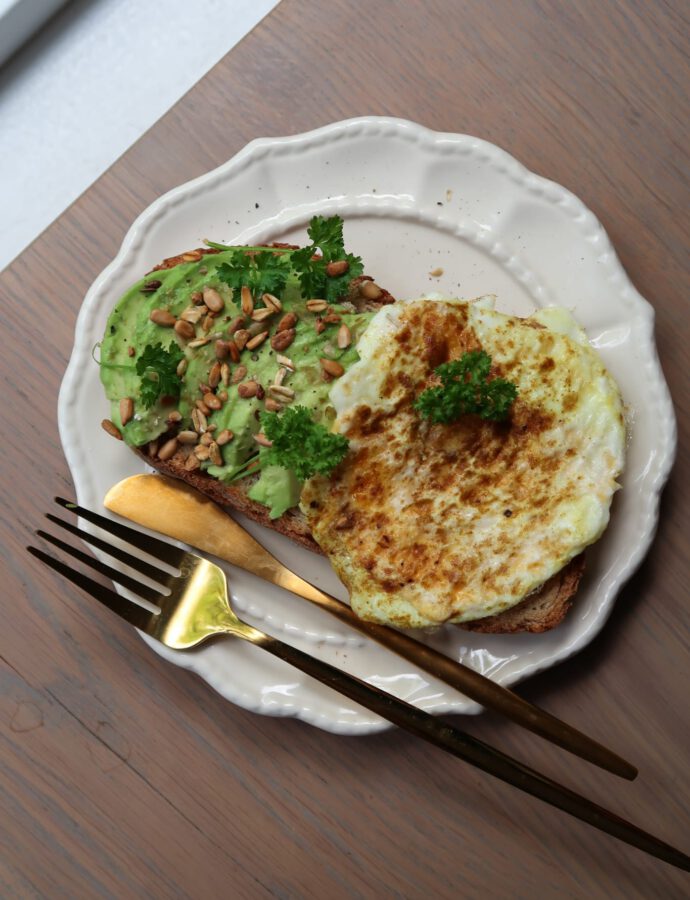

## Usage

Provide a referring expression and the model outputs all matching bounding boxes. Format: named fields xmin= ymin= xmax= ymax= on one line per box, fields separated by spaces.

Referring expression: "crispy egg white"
xmin=300 ymin=296 xmax=626 ymax=629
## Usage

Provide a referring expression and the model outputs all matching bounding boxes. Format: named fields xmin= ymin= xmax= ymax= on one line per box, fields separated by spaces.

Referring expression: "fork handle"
xmin=247 ymin=631 xmax=689 ymax=871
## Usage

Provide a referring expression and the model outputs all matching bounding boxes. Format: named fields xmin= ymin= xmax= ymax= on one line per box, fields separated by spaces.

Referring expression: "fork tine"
xmin=28 ymin=546 xmax=156 ymax=630
xmin=45 ymin=513 xmax=171 ymax=585
xmin=36 ymin=530 xmax=163 ymax=605
xmin=54 ymin=497 xmax=186 ymax=567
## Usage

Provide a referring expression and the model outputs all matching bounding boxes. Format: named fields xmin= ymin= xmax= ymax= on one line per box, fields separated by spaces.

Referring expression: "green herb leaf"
xmin=324 ymin=252 xmax=363 ymax=302
xmin=307 ymin=215 xmax=346 ymax=256
xmin=260 ymin=406 xmax=350 ymax=480
xmin=211 ymin=216 xmax=363 ymax=304
xmin=414 ymin=350 xmax=518 ymax=423
xmin=295 ymin=216 xmax=364 ymax=301
xmin=135 ymin=342 xmax=185 ymax=409
xmin=217 ymin=249 xmax=291 ymax=297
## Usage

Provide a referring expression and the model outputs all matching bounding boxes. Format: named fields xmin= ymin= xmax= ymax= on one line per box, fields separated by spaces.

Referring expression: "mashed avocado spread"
xmin=99 ymin=221 xmax=378 ymax=518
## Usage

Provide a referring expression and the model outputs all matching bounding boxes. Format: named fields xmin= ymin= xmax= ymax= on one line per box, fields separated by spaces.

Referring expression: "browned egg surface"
xmin=301 ymin=298 xmax=625 ymax=628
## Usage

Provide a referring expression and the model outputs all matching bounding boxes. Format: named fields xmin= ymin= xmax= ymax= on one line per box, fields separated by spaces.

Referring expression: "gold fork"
xmin=28 ymin=499 xmax=690 ymax=872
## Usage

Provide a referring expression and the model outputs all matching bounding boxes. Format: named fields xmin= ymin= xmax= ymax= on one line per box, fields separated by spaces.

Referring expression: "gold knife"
xmin=104 ymin=473 xmax=636 ymax=779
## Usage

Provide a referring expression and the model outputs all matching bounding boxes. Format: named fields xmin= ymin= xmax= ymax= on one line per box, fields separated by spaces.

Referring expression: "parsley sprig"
xmin=135 ymin=343 xmax=185 ymax=409
xmin=212 ymin=215 xmax=363 ymax=304
xmin=292 ymin=215 xmax=363 ymax=302
xmin=216 ymin=249 xmax=291 ymax=297
xmin=260 ymin=406 xmax=349 ymax=480
xmin=415 ymin=350 xmax=517 ymax=423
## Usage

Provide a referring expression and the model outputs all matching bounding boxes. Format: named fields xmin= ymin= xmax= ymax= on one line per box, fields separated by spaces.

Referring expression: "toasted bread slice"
xmin=459 ymin=554 xmax=585 ymax=634
xmin=142 ymin=438 xmax=584 ymax=633
xmin=132 ymin=249 xmax=583 ymax=634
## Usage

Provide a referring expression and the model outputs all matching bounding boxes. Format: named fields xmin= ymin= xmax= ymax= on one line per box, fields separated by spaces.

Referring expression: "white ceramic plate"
xmin=58 ymin=117 xmax=676 ymax=734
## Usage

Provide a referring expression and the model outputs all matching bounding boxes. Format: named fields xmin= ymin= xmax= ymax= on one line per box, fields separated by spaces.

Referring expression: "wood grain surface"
xmin=1 ymin=0 xmax=689 ymax=896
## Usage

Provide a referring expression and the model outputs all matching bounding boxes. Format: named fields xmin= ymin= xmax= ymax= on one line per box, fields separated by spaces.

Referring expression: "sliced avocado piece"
xmin=248 ymin=465 xmax=302 ymax=519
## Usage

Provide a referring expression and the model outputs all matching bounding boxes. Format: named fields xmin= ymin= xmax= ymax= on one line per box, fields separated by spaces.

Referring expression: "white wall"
xmin=0 ymin=0 xmax=280 ymax=272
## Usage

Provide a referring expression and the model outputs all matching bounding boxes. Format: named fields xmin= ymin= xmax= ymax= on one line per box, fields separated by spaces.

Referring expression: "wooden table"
xmin=2 ymin=1 xmax=688 ymax=896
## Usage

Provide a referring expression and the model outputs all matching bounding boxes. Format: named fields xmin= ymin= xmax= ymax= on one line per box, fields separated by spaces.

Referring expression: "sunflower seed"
xmin=216 ymin=429 xmax=234 ymax=446
xmin=150 ymin=308 xmax=176 ymax=327
xmin=237 ymin=380 xmax=259 ymax=398
xmin=178 ymin=430 xmax=199 ymax=444
xmin=246 ymin=331 xmax=268 ymax=350
xmin=101 ymin=419 xmax=122 ymax=440
xmin=180 ymin=306 xmax=203 ymax=324
xmin=174 ymin=319 xmax=195 ymax=340
xmin=192 ymin=408 xmax=207 ymax=433
xmin=157 ymin=437 xmax=178 ymax=461
xmin=262 ymin=293 xmax=282 ymax=312
xmin=337 ymin=323 xmax=352 ymax=349
xmin=231 ymin=365 xmax=247 ymax=384
xmin=209 ymin=441 xmax=223 ymax=466
xmin=268 ymin=384 xmax=295 ymax=400
xmin=306 ymin=299 xmax=328 ymax=312
xmin=325 ymin=259 xmax=349 ymax=277
xmin=253 ymin=433 xmax=273 ymax=448
xmin=241 ymin=285 xmax=254 ymax=316
xmin=270 ymin=328 xmax=296 ymax=351
xmin=203 ymin=287 xmax=224 ymax=313
xmin=234 ymin=329 xmax=250 ymax=351
xmin=276 ymin=354 xmax=295 ymax=370
xmin=227 ymin=315 xmax=245 ymax=335
xmin=208 ymin=361 xmax=221 ymax=388
xmin=320 ymin=358 xmax=344 ymax=377
xmin=277 ymin=312 xmax=298 ymax=332
xmin=204 ymin=392 xmax=222 ymax=410
xmin=119 ymin=398 xmax=133 ymax=426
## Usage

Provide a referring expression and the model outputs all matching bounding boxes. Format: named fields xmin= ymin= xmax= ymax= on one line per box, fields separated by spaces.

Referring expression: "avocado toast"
xmin=99 ymin=217 xmax=583 ymax=633
xmin=99 ymin=218 xmax=396 ymax=549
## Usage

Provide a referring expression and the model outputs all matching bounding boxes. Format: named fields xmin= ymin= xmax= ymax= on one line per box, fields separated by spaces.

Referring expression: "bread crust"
xmin=459 ymin=554 xmax=586 ymax=634
xmin=139 ymin=448 xmax=322 ymax=553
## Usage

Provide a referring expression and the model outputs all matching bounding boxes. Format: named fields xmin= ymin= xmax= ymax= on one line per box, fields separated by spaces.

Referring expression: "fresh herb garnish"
xmin=293 ymin=215 xmax=364 ymax=302
xmin=217 ymin=249 xmax=291 ymax=297
xmin=260 ymin=406 xmax=349 ymax=480
xmin=135 ymin=342 xmax=185 ymax=409
xmin=414 ymin=350 xmax=518 ymax=423
xmin=211 ymin=215 xmax=363 ymax=304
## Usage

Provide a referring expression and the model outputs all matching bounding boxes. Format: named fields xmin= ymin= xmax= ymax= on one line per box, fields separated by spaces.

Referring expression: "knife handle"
xmin=245 ymin=629 xmax=688 ymax=871
xmin=271 ymin=567 xmax=636 ymax=780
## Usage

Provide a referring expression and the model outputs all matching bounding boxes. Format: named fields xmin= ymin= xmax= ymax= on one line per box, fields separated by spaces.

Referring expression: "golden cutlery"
xmin=28 ymin=500 xmax=689 ymax=871
xmin=104 ymin=474 xmax=634 ymax=779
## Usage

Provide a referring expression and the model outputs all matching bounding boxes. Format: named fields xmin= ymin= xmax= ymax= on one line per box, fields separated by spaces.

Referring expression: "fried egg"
xmin=300 ymin=296 xmax=626 ymax=629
